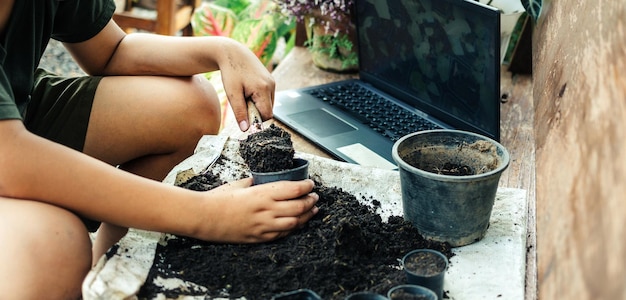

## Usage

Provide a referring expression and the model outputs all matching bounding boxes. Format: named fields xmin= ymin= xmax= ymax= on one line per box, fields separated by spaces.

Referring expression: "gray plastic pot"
xmin=401 ymin=249 xmax=448 ymax=300
xmin=387 ymin=284 xmax=437 ymax=300
xmin=392 ymin=129 xmax=509 ymax=247
xmin=251 ymin=158 xmax=309 ymax=185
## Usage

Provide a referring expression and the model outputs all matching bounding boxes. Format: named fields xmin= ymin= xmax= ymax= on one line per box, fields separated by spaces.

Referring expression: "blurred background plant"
xmin=192 ymin=0 xmax=296 ymax=70
xmin=272 ymin=0 xmax=358 ymax=72
xmin=274 ymin=0 xmax=355 ymax=35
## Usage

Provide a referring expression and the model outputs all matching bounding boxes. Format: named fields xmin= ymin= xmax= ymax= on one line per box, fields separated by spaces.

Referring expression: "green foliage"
xmin=191 ymin=3 xmax=238 ymax=37
xmin=306 ymin=33 xmax=358 ymax=69
xmin=231 ymin=18 xmax=278 ymax=67
xmin=191 ymin=0 xmax=295 ymax=69
xmin=213 ymin=0 xmax=251 ymax=16
xmin=520 ymin=0 xmax=542 ymax=23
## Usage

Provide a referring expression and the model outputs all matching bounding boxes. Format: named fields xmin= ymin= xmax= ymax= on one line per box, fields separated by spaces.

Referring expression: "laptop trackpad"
xmin=287 ymin=109 xmax=356 ymax=138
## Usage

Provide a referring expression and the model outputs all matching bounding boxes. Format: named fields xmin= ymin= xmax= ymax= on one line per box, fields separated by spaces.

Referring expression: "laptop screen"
xmin=355 ymin=0 xmax=501 ymax=140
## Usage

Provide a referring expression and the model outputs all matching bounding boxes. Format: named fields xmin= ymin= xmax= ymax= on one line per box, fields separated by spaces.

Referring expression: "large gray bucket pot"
xmin=392 ymin=130 xmax=510 ymax=247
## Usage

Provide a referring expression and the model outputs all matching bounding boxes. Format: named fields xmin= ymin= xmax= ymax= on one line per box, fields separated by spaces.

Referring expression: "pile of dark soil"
xmin=137 ymin=126 xmax=453 ymax=299
xmin=137 ymin=172 xmax=453 ymax=299
xmin=239 ymin=124 xmax=295 ymax=172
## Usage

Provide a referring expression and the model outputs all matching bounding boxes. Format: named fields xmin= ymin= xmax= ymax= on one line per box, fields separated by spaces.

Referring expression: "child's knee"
xmin=188 ymin=74 xmax=222 ymax=134
xmin=0 ymin=199 xmax=91 ymax=299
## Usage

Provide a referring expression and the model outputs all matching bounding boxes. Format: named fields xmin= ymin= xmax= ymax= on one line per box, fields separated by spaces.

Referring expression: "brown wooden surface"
xmin=532 ymin=1 xmax=626 ymax=299
xmin=113 ymin=0 xmax=200 ymax=36
xmin=222 ymin=47 xmax=537 ymax=299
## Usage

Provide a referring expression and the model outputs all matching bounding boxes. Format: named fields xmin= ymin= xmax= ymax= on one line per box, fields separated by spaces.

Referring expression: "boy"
xmin=0 ymin=1 xmax=319 ymax=298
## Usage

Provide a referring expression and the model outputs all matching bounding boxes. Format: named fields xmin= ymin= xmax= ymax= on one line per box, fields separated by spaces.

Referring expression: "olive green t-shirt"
xmin=0 ymin=0 xmax=116 ymax=121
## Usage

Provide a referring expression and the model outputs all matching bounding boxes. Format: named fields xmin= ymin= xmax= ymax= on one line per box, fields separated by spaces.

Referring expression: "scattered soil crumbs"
xmin=239 ymin=124 xmax=295 ymax=172
xmin=431 ymin=162 xmax=474 ymax=176
xmin=137 ymin=172 xmax=454 ymax=300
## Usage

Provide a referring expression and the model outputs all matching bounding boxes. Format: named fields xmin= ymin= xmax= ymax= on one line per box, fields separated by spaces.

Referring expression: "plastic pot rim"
xmin=387 ymin=284 xmax=437 ymax=300
xmin=250 ymin=158 xmax=309 ymax=177
xmin=392 ymin=129 xmax=510 ymax=182
xmin=401 ymin=249 xmax=449 ymax=277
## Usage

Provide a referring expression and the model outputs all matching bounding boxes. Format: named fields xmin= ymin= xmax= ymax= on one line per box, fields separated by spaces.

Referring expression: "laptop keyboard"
xmin=306 ymin=82 xmax=441 ymax=141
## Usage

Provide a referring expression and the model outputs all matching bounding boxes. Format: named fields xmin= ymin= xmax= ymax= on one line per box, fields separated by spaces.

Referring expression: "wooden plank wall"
xmin=532 ymin=0 xmax=626 ymax=299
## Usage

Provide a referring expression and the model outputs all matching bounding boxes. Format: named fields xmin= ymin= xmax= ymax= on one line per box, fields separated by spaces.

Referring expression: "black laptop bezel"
xmin=354 ymin=0 xmax=501 ymax=141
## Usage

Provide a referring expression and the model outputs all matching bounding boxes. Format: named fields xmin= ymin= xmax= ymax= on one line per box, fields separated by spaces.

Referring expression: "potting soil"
xmin=137 ymin=169 xmax=453 ymax=300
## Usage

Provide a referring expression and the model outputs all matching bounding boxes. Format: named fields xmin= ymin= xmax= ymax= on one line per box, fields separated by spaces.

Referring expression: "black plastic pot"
xmin=271 ymin=289 xmax=322 ymax=300
xmin=401 ymin=249 xmax=448 ymax=300
xmin=387 ymin=285 xmax=437 ymax=300
xmin=251 ymin=158 xmax=309 ymax=185
xmin=392 ymin=129 xmax=510 ymax=246
xmin=344 ymin=292 xmax=389 ymax=300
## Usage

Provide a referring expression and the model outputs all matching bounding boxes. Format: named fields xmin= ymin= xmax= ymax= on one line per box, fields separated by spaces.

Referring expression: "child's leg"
xmin=92 ymin=222 xmax=128 ymax=266
xmin=0 ymin=197 xmax=92 ymax=299
xmin=84 ymin=73 xmax=221 ymax=258
xmin=84 ymin=73 xmax=221 ymax=180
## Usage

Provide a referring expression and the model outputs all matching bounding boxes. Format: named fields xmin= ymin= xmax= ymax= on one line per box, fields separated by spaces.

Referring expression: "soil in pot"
xmin=388 ymin=289 xmax=434 ymax=300
xmin=407 ymin=140 xmax=500 ymax=176
xmin=239 ymin=124 xmax=295 ymax=173
xmin=403 ymin=251 xmax=447 ymax=277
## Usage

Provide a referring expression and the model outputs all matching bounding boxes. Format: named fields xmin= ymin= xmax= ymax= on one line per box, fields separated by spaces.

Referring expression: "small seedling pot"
xmin=344 ymin=292 xmax=389 ymax=300
xmin=271 ymin=288 xmax=322 ymax=300
xmin=401 ymin=249 xmax=448 ymax=300
xmin=387 ymin=284 xmax=437 ymax=300
xmin=251 ymin=158 xmax=309 ymax=185
xmin=392 ymin=129 xmax=509 ymax=246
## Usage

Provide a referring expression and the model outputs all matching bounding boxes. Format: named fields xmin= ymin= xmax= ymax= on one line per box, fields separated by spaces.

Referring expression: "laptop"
xmin=273 ymin=0 xmax=501 ymax=169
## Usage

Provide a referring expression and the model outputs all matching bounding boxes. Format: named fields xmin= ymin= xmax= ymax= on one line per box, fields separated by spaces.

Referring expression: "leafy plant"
xmin=306 ymin=33 xmax=358 ymax=69
xmin=213 ymin=0 xmax=251 ymax=15
xmin=273 ymin=0 xmax=358 ymax=71
xmin=273 ymin=0 xmax=355 ymax=35
xmin=520 ymin=0 xmax=542 ymax=22
xmin=191 ymin=0 xmax=295 ymax=69
xmin=192 ymin=3 xmax=238 ymax=37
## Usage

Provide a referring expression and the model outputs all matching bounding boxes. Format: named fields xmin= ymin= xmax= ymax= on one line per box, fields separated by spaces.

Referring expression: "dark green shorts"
xmin=24 ymin=68 xmax=103 ymax=232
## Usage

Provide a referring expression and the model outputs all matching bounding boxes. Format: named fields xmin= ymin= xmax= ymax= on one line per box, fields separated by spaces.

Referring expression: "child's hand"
xmin=196 ymin=178 xmax=319 ymax=243
xmin=217 ymin=39 xmax=276 ymax=132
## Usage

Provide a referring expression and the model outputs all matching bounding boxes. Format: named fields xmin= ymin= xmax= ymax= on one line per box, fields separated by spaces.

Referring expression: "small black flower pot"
xmin=401 ymin=249 xmax=448 ymax=300
xmin=271 ymin=288 xmax=321 ymax=300
xmin=344 ymin=291 xmax=389 ymax=300
xmin=251 ymin=158 xmax=309 ymax=185
xmin=387 ymin=284 xmax=437 ymax=300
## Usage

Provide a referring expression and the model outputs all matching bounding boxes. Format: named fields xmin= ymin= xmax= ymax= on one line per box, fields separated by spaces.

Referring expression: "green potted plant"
xmin=273 ymin=0 xmax=358 ymax=72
